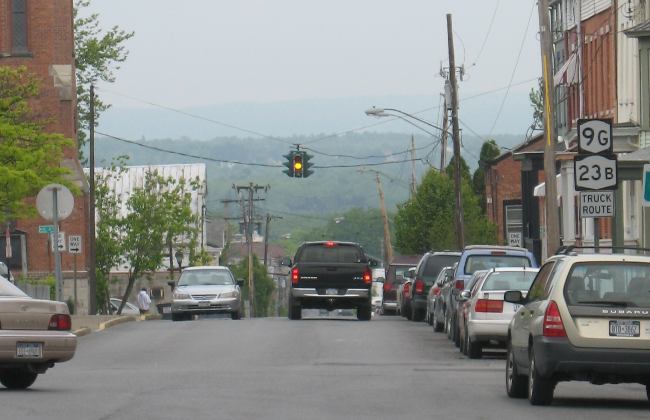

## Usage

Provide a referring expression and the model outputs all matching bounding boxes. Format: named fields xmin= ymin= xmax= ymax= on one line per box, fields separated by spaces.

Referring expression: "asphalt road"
xmin=1 ymin=313 xmax=649 ymax=419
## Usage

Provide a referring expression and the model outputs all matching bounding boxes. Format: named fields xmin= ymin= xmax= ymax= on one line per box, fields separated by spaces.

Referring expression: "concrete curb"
xmin=73 ymin=327 xmax=92 ymax=337
xmin=97 ymin=316 xmax=138 ymax=331
xmin=74 ymin=313 xmax=163 ymax=336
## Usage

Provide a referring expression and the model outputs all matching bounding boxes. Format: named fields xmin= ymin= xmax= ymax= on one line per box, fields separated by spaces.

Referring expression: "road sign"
xmin=38 ymin=225 xmax=55 ymax=234
xmin=36 ymin=184 xmax=74 ymax=221
xmin=51 ymin=232 xmax=65 ymax=252
xmin=580 ymin=191 xmax=614 ymax=218
xmin=68 ymin=235 xmax=82 ymax=254
xmin=578 ymin=119 xmax=612 ymax=155
xmin=574 ymin=154 xmax=617 ymax=190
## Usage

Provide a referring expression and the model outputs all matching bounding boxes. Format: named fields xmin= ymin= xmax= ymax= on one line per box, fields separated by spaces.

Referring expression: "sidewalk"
xmin=71 ymin=313 xmax=162 ymax=337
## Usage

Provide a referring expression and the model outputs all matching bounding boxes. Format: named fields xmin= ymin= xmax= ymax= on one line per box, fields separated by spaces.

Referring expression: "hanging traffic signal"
xmin=282 ymin=148 xmax=315 ymax=178
xmin=283 ymin=151 xmax=296 ymax=177
xmin=293 ymin=154 xmax=304 ymax=177
xmin=302 ymin=152 xmax=313 ymax=178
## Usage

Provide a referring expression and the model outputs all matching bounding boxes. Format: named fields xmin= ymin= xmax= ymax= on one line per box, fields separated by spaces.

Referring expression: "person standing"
xmin=137 ymin=288 xmax=151 ymax=315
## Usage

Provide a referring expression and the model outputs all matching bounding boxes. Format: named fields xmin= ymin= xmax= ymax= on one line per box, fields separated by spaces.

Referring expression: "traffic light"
xmin=283 ymin=151 xmax=296 ymax=177
xmin=302 ymin=152 xmax=313 ymax=178
xmin=292 ymin=153 xmax=304 ymax=177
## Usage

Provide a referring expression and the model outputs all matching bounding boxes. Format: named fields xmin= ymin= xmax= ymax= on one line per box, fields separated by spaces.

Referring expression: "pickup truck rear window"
xmin=297 ymin=244 xmax=365 ymax=263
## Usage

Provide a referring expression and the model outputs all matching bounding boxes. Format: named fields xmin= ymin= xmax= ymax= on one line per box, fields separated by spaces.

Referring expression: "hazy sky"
xmin=86 ymin=0 xmax=541 ymax=110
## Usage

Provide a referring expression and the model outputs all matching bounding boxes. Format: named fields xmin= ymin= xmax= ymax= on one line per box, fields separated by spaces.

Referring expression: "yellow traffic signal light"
xmin=293 ymin=155 xmax=303 ymax=176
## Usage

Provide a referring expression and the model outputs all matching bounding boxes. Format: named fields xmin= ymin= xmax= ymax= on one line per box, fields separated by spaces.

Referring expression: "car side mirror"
xmin=280 ymin=257 xmax=292 ymax=266
xmin=237 ymin=279 xmax=245 ymax=288
xmin=458 ymin=290 xmax=471 ymax=301
xmin=504 ymin=290 xmax=524 ymax=304
xmin=167 ymin=280 xmax=176 ymax=292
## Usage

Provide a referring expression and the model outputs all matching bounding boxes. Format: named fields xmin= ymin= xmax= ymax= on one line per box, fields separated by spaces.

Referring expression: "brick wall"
xmin=486 ymin=155 xmax=523 ymax=245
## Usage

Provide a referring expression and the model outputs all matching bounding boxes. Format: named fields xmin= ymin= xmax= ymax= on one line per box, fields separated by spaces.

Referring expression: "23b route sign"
xmin=574 ymin=154 xmax=617 ymax=191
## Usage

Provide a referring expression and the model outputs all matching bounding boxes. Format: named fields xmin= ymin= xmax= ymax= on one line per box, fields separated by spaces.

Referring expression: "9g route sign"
xmin=574 ymin=119 xmax=618 ymax=191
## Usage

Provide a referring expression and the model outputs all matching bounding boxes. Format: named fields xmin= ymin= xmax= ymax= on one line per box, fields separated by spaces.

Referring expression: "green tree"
xmin=230 ymin=255 xmax=275 ymax=317
xmin=472 ymin=139 xmax=501 ymax=214
xmin=0 ymin=66 xmax=72 ymax=223
xmin=529 ymin=80 xmax=544 ymax=136
xmin=74 ymin=0 xmax=134 ymax=155
xmin=394 ymin=169 xmax=496 ymax=254
xmin=445 ymin=155 xmax=471 ymax=180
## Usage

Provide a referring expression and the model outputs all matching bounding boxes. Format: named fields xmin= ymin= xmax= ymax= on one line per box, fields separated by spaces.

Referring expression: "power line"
xmin=470 ymin=0 xmax=500 ymax=67
xmin=303 ymin=139 xmax=440 ymax=160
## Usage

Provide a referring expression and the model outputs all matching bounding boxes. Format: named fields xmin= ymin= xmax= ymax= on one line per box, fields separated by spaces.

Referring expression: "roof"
xmin=618 ymin=146 xmax=650 ymax=164
xmin=182 ymin=265 xmax=230 ymax=271
xmin=390 ymin=255 xmax=422 ymax=265
xmin=486 ymin=134 xmax=545 ymax=166
xmin=625 ymin=20 xmax=650 ymax=38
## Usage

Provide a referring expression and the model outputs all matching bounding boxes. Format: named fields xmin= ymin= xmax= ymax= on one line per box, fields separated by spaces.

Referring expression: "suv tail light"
xmin=363 ymin=268 xmax=372 ymax=285
xmin=432 ymin=286 xmax=440 ymax=296
xmin=383 ymin=282 xmax=392 ymax=293
xmin=291 ymin=267 xmax=300 ymax=285
xmin=543 ymin=300 xmax=566 ymax=337
xmin=414 ymin=279 xmax=425 ymax=295
xmin=474 ymin=299 xmax=503 ymax=313
xmin=454 ymin=280 xmax=465 ymax=290
xmin=48 ymin=314 xmax=72 ymax=331
xmin=403 ymin=283 xmax=411 ymax=295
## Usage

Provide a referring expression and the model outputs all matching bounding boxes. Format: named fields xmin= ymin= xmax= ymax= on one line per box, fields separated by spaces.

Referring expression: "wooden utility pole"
xmin=88 ymin=84 xmax=97 ymax=315
xmin=440 ymin=98 xmax=449 ymax=172
xmin=537 ymin=0 xmax=561 ymax=257
xmin=410 ymin=135 xmax=417 ymax=198
xmin=375 ymin=174 xmax=393 ymax=265
xmin=264 ymin=213 xmax=282 ymax=268
xmin=447 ymin=14 xmax=465 ymax=250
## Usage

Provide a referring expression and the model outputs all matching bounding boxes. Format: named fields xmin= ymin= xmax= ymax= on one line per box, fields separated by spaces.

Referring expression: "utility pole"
xmin=264 ymin=213 xmax=282 ymax=268
xmin=88 ymin=84 xmax=97 ymax=315
xmin=375 ymin=173 xmax=393 ymax=265
xmin=537 ymin=0 xmax=561 ymax=257
xmin=447 ymin=14 xmax=465 ymax=250
xmin=233 ymin=183 xmax=268 ymax=318
xmin=440 ymin=97 xmax=449 ymax=172
xmin=410 ymin=135 xmax=417 ymax=198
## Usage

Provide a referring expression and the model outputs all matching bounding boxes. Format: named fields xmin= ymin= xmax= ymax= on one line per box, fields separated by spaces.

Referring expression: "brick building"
xmin=0 ymin=1 xmax=88 ymax=278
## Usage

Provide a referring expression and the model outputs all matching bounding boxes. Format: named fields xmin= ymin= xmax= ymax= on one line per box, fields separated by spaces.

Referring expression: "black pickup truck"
xmin=282 ymin=241 xmax=375 ymax=321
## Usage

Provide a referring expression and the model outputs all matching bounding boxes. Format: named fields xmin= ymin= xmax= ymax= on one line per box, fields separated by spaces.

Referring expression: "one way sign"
xmin=68 ymin=235 xmax=82 ymax=254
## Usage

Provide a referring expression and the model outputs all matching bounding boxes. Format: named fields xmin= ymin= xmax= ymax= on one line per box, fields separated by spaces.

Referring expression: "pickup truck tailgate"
xmin=295 ymin=263 xmax=369 ymax=289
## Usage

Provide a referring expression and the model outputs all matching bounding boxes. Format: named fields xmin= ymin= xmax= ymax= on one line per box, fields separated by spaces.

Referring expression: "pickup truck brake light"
xmin=363 ymin=268 xmax=372 ymax=285
xmin=414 ymin=279 xmax=425 ymax=294
xmin=324 ymin=241 xmax=337 ymax=248
xmin=383 ymin=282 xmax=392 ymax=293
xmin=291 ymin=267 xmax=300 ymax=285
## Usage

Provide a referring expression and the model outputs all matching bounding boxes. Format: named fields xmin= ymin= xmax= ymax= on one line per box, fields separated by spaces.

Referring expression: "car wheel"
xmin=646 ymin=384 xmax=650 ymax=401
xmin=171 ymin=312 xmax=184 ymax=322
xmin=357 ymin=305 xmax=372 ymax=321
xmin=452 ymin=315 xmax=461 ymax=348
xmin=433 ymin=307 xmax=444 ymax=332
xmin=405 ymin=304 xmax=413 ymax=320
xmin=426 ymin=308 xmax=432 ymax=325
xmin=0 ymin=369 xmax=38 ymax=390
xmin=462 ymin=326 xmax=469 ymax=356
xmin=528 ymin=348 xmax=555 ymax=405
xmin=410 ymin=305 xmax=423 ymax=322
xmin=445 ymin=312 xmax=452 ymax=339
xmin=230 ymin=311 xmax=241 ymax=320
xmin=506 ymin=343 xmax=527 ymax=398
xmin=467 ymin=335 xmax=482 ymax=359
xmin=459 ymin=326 xmax=466 ymax=354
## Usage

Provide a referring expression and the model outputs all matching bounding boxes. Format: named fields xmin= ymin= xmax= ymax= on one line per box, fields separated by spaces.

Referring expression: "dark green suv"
xmin=407 ymin=251 xmax=461 ymax=322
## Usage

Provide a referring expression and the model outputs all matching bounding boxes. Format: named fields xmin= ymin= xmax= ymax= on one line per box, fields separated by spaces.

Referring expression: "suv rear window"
xmin=565 ymin=262 xmax=650 ymax=307
xmin=297 ymin=244 xmax=365 ymax=264
xmin=464 ymin=255 xmax=531 ymax=275
xmin=422 ymin=255 xmax=460 ymax=282
xmin=388 ymin=266 xmax=411 ymax=284
xmin=481 ymin=271 xmax=537 ymax=291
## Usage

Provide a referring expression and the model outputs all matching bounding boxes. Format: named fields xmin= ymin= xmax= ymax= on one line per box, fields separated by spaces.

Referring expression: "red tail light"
xmin=383 ymin=282 xmax=392 ymax=293
xmin=404 ymin=283 xmax=411 ymax=295
xmin=48 ymin=314 xmax=72 ymax=331
xmin=324 ymin=241 xmax=337 ymax=248
xmin=363 ymin=268 xmax=372 ymax=285
xmin=543 ymin=300 xmax=566 ymax=337
xmin=414 ymin=279 xmax=425 ymax=295
xmin=432 ymin=286 xmax=440 ymax=296
xmin=454 ymin=280 xmax=465 ymax=290
xmin=291 ymin=267 xmax=300 ymax=285
xmin=474 ymin=299 xmax=503 ymax=313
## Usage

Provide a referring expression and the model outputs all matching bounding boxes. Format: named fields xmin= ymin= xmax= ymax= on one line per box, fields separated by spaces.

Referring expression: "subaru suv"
xmin=505 ymin=248 xmax=650 ymax=405
xmin=447 ymin=246 xmax=537 ymax=347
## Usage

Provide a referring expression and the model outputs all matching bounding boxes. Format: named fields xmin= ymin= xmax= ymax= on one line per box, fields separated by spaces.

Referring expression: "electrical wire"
xmin=303 ymin=139 xmax=440 ymax=160
xmin=470 ymin=0 xmax=500 ymax=68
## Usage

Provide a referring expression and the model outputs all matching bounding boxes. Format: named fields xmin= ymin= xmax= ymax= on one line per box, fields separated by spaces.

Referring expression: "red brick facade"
xmin=1 ymin=0 xmax=88 ymax=274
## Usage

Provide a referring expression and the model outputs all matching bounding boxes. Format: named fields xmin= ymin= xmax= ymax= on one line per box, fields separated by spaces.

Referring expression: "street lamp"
xmin=365 ymin=105 xmax=465 ymax=251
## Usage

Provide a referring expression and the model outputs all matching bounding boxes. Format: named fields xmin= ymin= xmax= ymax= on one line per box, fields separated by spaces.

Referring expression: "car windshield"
xmin=464 ymin=255 xmax=531 ymax=275
xmin=297 ymin=244 xmax=365 ymax=263
xmin=179 ymin=270 xmax=234 ymax=286
xmin=481 ymin=271 xmax=538 ymax=291
xmin=564 ymin=262 xmax=650 ymax=307
xmin=422 ymin=255 xmax=460 ymax=283
xmin=0 ymin=276 xmax=28 ymax=297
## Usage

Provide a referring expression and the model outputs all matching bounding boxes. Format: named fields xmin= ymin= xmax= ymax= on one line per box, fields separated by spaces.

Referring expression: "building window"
xmin=504 ymin=202 xmax=523 ymax=247
xmin=12 ymin=0 xmax=28 ymax=53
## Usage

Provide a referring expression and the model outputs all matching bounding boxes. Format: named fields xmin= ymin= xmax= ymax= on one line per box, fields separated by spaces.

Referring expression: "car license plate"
xmin=162 ymin=306 xmax=171 ymax=314
xmin=198 ymin=301 xmax=211 ymax=307
xmin=16 ymin=342 xmax=42 ymax=359
xmin=326 ymin=288 xmax=338 ymax=295
xmin=609 ymin=320 xmax=640 ymax=337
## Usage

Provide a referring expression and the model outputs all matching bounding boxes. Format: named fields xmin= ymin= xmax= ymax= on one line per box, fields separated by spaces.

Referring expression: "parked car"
xmin=458 ymin=267 xmax=538 ymax=358
xmin=447 ymin=246 xmax=537 ymax=348
xmin=0 ymin=274 xmax=76 ymax=389
xmin=407 ymin=251 xmax=461 ymax=322
xmin=429 ymin=266 xmax=455 ymax=332
xmin=455 ymin=269 xmax=491 ymax=346
xmin=505 ymin=249 xmax=650 ymax=405
xmin=382 ymin=256 xmax=421 ymax=315
xmin=109 ymin=298 xmax=140 ymax=315
xmin=171 ymin=266 xmax=243 ymax=321
xmin=397 ymin=267 xmax=416 ymax=319
xmin=371 ymin=268 xmax=385 ymax=312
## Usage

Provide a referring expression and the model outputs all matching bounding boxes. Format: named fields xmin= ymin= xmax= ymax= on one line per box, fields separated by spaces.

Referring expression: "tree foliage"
xmin=74 ymin=0 xmax=134 ymax=155
xmin=229 ymin=255 xmax=275 ymax=317
xmin=0 ymin=66 xmax=72 ymax=224
xmin=472 ymin=139 xmax=501 ymax=214
xmin=394 ymin=169 xmax=496 ymax=254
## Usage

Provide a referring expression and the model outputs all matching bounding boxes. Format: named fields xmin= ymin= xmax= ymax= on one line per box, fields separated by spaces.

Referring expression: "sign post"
xmin=573 ymin=119 xmax=617 ymax=249
xmin=68 ymin=235 xmax=82 ymax=314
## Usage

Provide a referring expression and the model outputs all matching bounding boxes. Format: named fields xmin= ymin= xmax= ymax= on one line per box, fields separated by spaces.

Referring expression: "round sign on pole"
xmin=36 ymin=184 xmax=74 ymax=221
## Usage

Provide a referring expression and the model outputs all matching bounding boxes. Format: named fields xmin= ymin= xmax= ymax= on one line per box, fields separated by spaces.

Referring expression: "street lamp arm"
xmin=365 ymin=106 xmax=448 ymax=134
